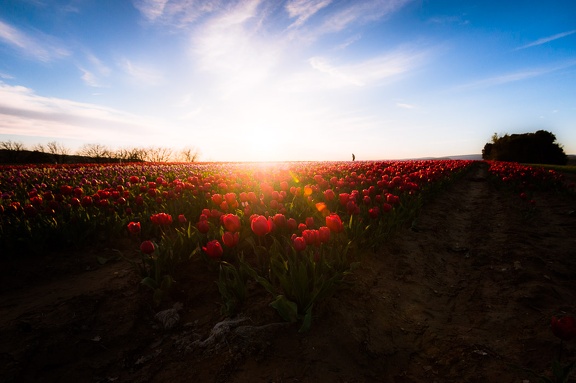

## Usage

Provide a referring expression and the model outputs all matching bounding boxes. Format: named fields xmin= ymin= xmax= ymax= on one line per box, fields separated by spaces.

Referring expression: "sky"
xmin=0 ymin=0 xmax=575 ymax=162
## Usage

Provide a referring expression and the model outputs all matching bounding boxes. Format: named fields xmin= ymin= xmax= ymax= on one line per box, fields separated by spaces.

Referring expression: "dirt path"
xmin=1 ymin=162 xmax=575 ymax=383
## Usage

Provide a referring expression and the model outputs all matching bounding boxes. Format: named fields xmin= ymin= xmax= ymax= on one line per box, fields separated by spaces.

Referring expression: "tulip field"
xmin=1 ymin=158 xmax=576 ymax=382
xmin=1 ymin=159 xmax=478 ymax=327
xmin=0 ymin=160 xmax=572 ymax=316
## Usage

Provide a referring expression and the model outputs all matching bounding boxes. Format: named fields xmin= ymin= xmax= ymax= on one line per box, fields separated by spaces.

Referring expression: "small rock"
xmin=155 ymin=302 xmax=183 ymax=330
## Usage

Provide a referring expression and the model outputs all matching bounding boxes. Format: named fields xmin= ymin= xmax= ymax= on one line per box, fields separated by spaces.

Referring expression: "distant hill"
xmin=418 ymin=154 xmax=575 ymax=163
xmin=401 ymin=154 xmax=483 ymax=161
xmin=440 ymin=154 xmax=483 ymax=161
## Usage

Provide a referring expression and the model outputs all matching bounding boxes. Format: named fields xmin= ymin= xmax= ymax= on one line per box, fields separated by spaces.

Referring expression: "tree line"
xmin=482 ymin=130 xmax=568 ymax=165
xmin=0 ymin=140 xmax=200 ymax=164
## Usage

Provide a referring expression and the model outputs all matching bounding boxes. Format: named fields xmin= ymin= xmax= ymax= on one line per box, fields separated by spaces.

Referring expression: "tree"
xmin=112 ymin=147 xmax=146 ymax=162
xmin=482 ymin=130 xmax=567 ymax=165
xmin=0 ymin=140 xmax=25 ymax=151
xmin=46 ymin=141 xmax=70 ymax=155
xmin=178 ymin=146 xmax=200 ymax=162
xmin=143 ymin=146 xmax=173 ymax=162
xmin=0 ymin=141 xmax=27 ymax=163
xmin=46 ymin=141 xmax=70 ymax=163
xmin=77 ymin=143 xmax=111 ymax=162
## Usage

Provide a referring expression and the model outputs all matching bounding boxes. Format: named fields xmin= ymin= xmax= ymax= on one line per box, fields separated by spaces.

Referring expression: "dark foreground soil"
xmin=1 ymin=162 xmax=576 ymax=383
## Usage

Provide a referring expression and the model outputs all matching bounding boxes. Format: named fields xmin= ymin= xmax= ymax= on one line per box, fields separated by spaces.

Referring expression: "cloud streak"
xmin=304 ymin=48 xmax=428 ymax=89
xmin=285 ymin=0 xmax=332 ymax=29
xmin=515 ymin=29 xmax=576 ymax=50
xmin=453 ymin=60 xmax=576 ymax=91
xmin=0 ymin=19 xmax=69 ymax=62
xmin=0 ymin=82 xmax=158 ymax=144
xmin=118 ymin=58 xmax=163 ymax=86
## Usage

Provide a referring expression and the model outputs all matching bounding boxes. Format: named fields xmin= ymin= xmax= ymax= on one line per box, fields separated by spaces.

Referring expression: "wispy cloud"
xmin=132 ymin=0 xmax=224 ymax=27
xmin=315 ymin=0 xmax=410 ymax=35
xmin=334 ymin=33 xmax=362 ymax=50
xmin=79 ymin=68 xmax=101 ymax=87
xmin=118 ymin=58 xmax=163 ymax=86
xmin=132 ymin=0 xmax=170 ymax=21
xmin=190 ymin=0 xmax=280 ymax=96
xmin=427 ymin=15 xmax=469 ymax=26
xmin=285 ymin=0 xmax=332 ymax=29
xmin=0 ymin=82 xmax=158 ymax=144
xmin=78 ymin=52 xmax=111 ymax=87
xmin=0 ymin=19 xmax=69 ymax=62
xmin=304 ymin=49 xmax=428 ymax=89
xmin=453 ymin=60 xmax=576 ymax=91
xmin=396 ymin=102 xmax=415 ymax=109
xmin=515 ymin=29 xmax=576 ymax=50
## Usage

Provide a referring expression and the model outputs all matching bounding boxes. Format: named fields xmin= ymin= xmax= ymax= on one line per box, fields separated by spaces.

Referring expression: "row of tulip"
xmin=486 ymin=161 xmax=574 ymax=212
xmin=0 ymin=160 xmax=472 ymax=254
xmin=1 ymin=159 xmax=475 ymax=329
xmin=487 ymin=161 xmax=572 ymax=193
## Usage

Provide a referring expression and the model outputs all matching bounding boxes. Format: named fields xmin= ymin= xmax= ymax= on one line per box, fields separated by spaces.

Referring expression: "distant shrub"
xmin=482 ymin=130 xmax=568 ymax=165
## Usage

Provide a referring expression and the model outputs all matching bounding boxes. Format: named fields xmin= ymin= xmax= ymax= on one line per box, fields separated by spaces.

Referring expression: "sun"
xmin=244 ymin=126 xmax=283 ymax=162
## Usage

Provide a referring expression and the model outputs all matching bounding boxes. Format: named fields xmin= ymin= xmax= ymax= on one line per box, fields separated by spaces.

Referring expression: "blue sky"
xmin=0 ymin=0 xmax=575 ymax=162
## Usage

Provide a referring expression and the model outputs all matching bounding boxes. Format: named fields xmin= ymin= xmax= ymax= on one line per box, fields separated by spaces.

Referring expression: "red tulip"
xmin=305 ymin=217 xmax=315 ymax=229
xmin=196 ymin=220 xmax=210 ymax=234
xmin=222 ymin=213 xmax=241 ymax=232
xmin=203 ymin=240 xmax=223 ymax=259
xmin=287 ymin=218 xmax=298 ymax=231
xmin=318 ymin=226 xmax=330 ymax=243
xmin=382 ymin=203 xmax=393 ymax=213
xmin=346 ymin=200 xmax=359 ymax=215
xmin=222 ymin=231 xmax=239 ymax=248
xmin=81 ymin=196 xmax=93 ymax=207
xmin=224 ymin=192 xmax=238 ymax=207
xmin=326 ymin=213 xmax=344 ymax=233
xmin=211 ymin=193 xmax=223 ymax=205
xmin=60 ymin=185 xmax=73 ymax=195
xmin=302 ymin=229 xmax=320 ymax=246
xmin=273 ymin=213 xmax=287 ymax=228
xmin=140 ymin=240 xmax=155 ymax=254
xmin=127 ymin=221 xmax=141 ymax=235
xmin=293 ymin=236 xmax=307 ymax=252
xmin=251 ymin=215 xmax=271 ymax=236
xmin=151 ymin=212 xmax=173 ymax=226
xmin=323 ymin=189 xmax=335 ymax=201
xmin=551 ymin=316 xmax=576 ymax=341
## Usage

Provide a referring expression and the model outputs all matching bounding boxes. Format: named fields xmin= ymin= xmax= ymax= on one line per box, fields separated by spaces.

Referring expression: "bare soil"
xmin=2 ymin=162 xmax=576 ymax=383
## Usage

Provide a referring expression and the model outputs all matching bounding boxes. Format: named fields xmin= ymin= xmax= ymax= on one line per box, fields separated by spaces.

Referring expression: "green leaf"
xmin=141 ymin=276 xmax=159 ymax=290
xmin=160 ymin=274 xmax=174 ymax=290
xmin=270 ymin=295 xmax=298 ymax=323
xmin=254 ymin=274 xmax=276 ymax=295
xmin=551 ymin=359 xmax=576 ymax=383
xmin=299 ymin=304 xmax=313 ymax=333
xmin=97 ymin=256 xmax=109 ymax=265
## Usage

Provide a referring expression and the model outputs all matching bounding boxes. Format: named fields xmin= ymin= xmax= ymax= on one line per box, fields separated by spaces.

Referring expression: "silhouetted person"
xmin=352 ymin=153 xmax=355 ymax=161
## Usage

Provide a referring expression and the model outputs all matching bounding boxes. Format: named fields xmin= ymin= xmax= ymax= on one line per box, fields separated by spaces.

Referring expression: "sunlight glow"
xmin=0 ymin=0 xmax=575 ymax=160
